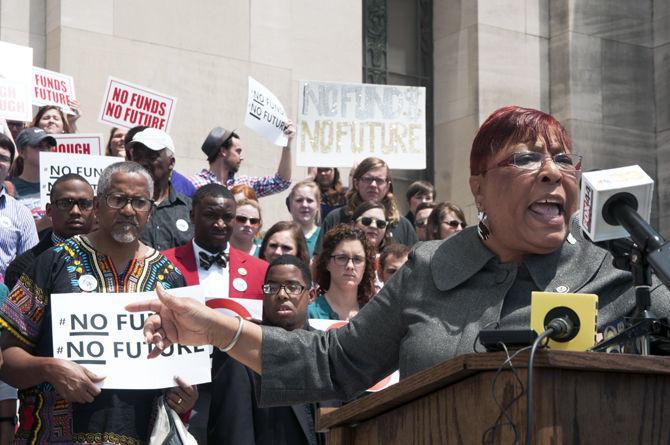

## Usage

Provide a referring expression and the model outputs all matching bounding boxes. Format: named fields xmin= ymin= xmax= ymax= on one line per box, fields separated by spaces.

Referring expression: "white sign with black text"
xmin=51 ymin=286 xmax=211 ymax=390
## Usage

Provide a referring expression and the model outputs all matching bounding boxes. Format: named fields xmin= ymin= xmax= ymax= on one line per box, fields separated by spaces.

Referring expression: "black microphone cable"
xmin=526 ymin=317 xmax=573 ymax=445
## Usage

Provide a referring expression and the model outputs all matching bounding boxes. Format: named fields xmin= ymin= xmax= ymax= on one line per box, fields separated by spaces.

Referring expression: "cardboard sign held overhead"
xmin=53 ymin=133 xmax=104 ymax=156
xmin=98 ymin=77 xmax=177 ymax=131
xmin=0 ymin=41 xmax=33 ymax=122
xmin=244 ymin=77 xmax=289 ymax=146
xmin=296 ymin=80 xmax=426 ymax=170
xmin=32 ymin=67 xmax=77 ymax=114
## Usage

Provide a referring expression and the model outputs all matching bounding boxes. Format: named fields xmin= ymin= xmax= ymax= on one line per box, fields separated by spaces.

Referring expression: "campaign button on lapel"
xmin=78 ymin=274 xmax=98 ymax=292
xmin=232 ymin=278 xmax=247 ymax=292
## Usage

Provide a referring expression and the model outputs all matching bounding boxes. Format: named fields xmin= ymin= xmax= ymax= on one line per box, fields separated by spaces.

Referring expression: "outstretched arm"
xmin=276 ymin=119 xmax=295 ymax=181
xmin=126 ymin=285 xmax=264 ymax=374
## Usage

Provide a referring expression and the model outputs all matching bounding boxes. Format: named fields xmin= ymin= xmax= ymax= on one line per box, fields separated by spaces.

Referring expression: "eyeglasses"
xmin=105 ymin=194 xmax=154 ymax=212
xmin=443 ymin=220 xmax=465 ymax=229
xmin=356 ymin=216 xmax=388 ymax=229
xmin=330 ymin=254 xmax=365 ymax=267
xmin=358 ymin=176 xmax=388 ymax=186
xmin=235 ymin=215 xmax=261 ymax=226
xmin=490 ymin=152 xmax=582 ymax=173
xmin=415 ymin=219 xmax=428 ymax=228
xmin=262 ymin=283 xmax=307 ymax=296
xmin=52 ymin=198 xmax=94 ymax=211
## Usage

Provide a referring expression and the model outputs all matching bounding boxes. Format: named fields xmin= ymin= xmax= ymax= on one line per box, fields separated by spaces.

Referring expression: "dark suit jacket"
xmin=4 ymin=231 xmax=55 ymax=289
xmin=161 ymin=242 xmax=268 ymax=301
xmin=208 ymin=326 xmax=322 ymax=445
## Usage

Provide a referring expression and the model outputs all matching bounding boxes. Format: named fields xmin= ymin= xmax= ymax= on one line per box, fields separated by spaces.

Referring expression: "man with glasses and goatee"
xmin=0 ymin=161 xmax=188 ymax=445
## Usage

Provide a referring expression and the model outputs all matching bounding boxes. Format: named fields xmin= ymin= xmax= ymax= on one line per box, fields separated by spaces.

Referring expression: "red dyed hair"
xmin=470 ymin=105 xmax=572 ymax=175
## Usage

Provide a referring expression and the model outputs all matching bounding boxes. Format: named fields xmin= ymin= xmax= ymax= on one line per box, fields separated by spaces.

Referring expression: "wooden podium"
xmin=317 ymin=351 xmax=670 ymax=444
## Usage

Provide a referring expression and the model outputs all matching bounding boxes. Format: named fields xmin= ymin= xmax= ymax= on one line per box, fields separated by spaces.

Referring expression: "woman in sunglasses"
xmin=425 ymin=202 xmax=467 ymax=240
xmin=308 ymin=225 xmax=376 ymax=320
xmin=229 ymin=199 xmax=263 ymax=257
xmin=317 ymin=157 xmax=417 ymax=253
xmin=413 ymin=202 xmax=437 ymax=241
xmin=352 ymin=201 xmax=389 ymax=251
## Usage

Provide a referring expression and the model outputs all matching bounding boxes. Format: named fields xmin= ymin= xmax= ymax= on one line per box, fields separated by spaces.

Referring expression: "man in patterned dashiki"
xmin=0 ymin=161 xmax=186 ymax=445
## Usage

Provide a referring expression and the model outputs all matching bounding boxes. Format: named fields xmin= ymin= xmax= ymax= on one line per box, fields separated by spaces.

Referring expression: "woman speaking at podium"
xmin=128 ymin=105 xmax=670 ymax=404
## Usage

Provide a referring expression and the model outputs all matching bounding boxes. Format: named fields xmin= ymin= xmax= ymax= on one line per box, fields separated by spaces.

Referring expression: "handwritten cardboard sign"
xmin=98 ymin=77 xmax=177 ymax=131
xmin=296 ymin=80 xmax=426 ymax=169
xmin=0 ymin=41 xmax=33 ymax=121
xmin=51 ymin=287 xmax=210 ymax=390
xmin=244 ymin=77 xmax=289 ymax=146
xmin=53 ymin=133 xmax=103 ymax=156
xmin=32 ymin=67 xmax=76 ymax=114
xmin=39 ymin=152 xmax=121 ymax=208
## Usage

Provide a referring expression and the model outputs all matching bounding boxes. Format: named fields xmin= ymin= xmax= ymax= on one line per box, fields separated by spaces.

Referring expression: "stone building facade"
xmin=1 ymin=0 xmax=668 ymax=234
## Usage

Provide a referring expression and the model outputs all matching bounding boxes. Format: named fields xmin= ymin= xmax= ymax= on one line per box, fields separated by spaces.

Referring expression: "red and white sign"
xmin=0 ymin=41 xmax=33 ymax=122
xmin=53 ymin=133 xmax=103 ymax=156
xmin=32 ymin=67 xmax=76 ymax=114
xmin=206 ymin=297 xmax=263 ymax=321
xmin=98 ymin=77 xmax=177 ymax=131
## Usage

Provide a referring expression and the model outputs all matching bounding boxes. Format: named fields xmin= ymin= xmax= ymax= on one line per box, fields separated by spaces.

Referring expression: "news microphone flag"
xmin=530 ymin=291 xmax=598 ymax=351
xmin=579 ymin=165 xmax=653 ymax=243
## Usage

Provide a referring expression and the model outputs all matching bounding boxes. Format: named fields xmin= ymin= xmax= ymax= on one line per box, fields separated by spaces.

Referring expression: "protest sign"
xmin=296 ymin=80 xmax=426 ymax=169
xmin=244 ymin=77 xmax=288 ymax=146
xmin=308 ymin=318 xmax=399 ymax=392
xmin=98 ymin=77 xmax=177 ymax=131
xmin=0 ymin=41 xmax=33 ymax=121
xmin=32 ymin=67 xmax=76 ymax=114
xmin=206 ymin=297 xmax=263 ymax=321
xmin=51 ymin=286 xmax=210 ymax=389
xmin=53 ymin=133 xmax=103 ymax=156
xmin=40 ymin=152 xmax=121 ymax=208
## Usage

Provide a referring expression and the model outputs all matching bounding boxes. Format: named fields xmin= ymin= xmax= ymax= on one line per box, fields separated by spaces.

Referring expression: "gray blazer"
xmin=258 ymin=227 xmax=670 ymax=406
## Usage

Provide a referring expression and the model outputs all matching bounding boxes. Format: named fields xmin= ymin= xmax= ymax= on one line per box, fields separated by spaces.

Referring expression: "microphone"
xmin=579 ymin=165 xmax=670 ymax=286
xmin=579 ymin=165 xmax=653 ymax=243
xmin=530 ymin=291 xmax=598 ymax=351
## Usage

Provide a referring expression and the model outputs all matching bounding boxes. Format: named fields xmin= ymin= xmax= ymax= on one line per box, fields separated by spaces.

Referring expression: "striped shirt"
xmin=0 ymin=187 xmax=38 ymax=277
xmin=190 ymin=168 xmax=291 ymax=198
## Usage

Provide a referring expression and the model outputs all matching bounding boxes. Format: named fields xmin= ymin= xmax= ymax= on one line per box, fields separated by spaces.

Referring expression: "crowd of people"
xmin=0 ymin=101 xmax=470 ymax=445
xmin=2 ymin=95 xmax=661 ymax=445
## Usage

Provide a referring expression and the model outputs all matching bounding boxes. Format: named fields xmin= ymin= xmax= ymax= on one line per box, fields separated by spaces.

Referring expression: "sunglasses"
xmin=356 ymin=216 xmax=388 ymax=229
xmin=52 ymin=198 xmax=94 ymax=211
xmin=415 ymin=219 xmax=428 ymax=228
xmin=235 ymin=215 xmax=261 ymax=226
xmin=443 ymin=220 xmax=465 ymax=229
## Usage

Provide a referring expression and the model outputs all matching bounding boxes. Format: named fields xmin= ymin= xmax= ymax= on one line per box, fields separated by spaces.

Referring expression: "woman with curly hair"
xmin=318 ymin=157 xmax=417 ymax=252
xmin=309 ymin=225 xmax=377 ymax=320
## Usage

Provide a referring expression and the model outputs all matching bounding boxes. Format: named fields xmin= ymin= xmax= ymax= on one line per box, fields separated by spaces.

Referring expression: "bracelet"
xmin=220 ymin=315 xmax=244 ymax=352
xmin=0 ymin=415 xmax=16 ymax=425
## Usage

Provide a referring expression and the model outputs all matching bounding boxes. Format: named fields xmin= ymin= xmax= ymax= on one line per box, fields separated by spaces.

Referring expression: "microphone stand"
xmin=592 ymin=239 xmax=656 ymax=355
xmin=591 ymin=196 xmax=670 ymax=355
